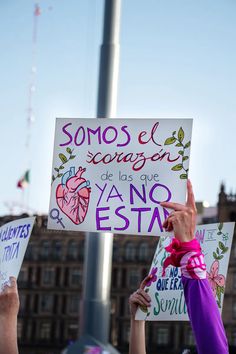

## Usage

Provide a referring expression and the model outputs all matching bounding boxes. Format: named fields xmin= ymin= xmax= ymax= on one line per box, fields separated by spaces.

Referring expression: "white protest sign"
xmin=0 ymin=217 xmax=35 ymax=291
xmin=135 ymin=222 xmax=235 ymax=321
xmin=48 ymin=118 xmax=192 ymax=236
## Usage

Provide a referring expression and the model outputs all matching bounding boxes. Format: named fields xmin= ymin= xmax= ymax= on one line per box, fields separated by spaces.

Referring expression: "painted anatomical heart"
xmin=56 ymin=166 xmax=91 ymax=224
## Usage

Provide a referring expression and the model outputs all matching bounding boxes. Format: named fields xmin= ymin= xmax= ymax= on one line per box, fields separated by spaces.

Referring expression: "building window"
xmin=233 ymin=302 xmax=236 ymax=319
xmin=18 ymin=267 xmax=28 ymax=284
xmin=233 ymin=243 xmax=236 ymax=259
xmin=232 ymin=328 xmax=236 ymax=346
xmin=67 ymin=323 xmax=79 ymax=341
xmin=111 ymin=298 xmax=116 ymax=315
xmin=39 ymin=322 xmax=51 ymax=340
xmin=113 ymin=243 xmax=120 ymax=262
xmin=121 ymin=268 xmax=127 ymax=288
xmin=78 ymin=241 xmax=85 ymax=261
xmin=122 ymin=323 xmax=130 ymax=344
xmin=112 ymin=268 xmax=118 ymax=288
xmin=156 ymin=327 xmax=169 ymax=345
xmin=119 ymin=296 xmax=125 ymax=316
xmin=138 ymin=242 xmax=149 ymax=261
xmin=186 ymin=328 xmax=195 ymax=346
xmin=52 ymin=240 xmax=62 ymax=260
xmin=40 ymin=294 xmax=53 ymax=313
xmin=67 ymin=240 xmax=78 ymax=260
xmin=42 ymin=267 xmax=55 ymax=286
xmin=125 ymin=242 xmax=136 ymax=261
xmin=70 ymin=268 xmax=83 ymax=286
xmin=128 ymin=269 xmax=140 ymax=288
xmin=230 ymin=212 xmax=236 ymax=222
xmin=17 ymin=320 xmax=23 ymax=339
xmin=40 ymin=240 xmax=51 ymax=260
xmin=69 ymin=295 xmax=80 ymax=313
xmin=19 ymin=294 xmax=27 ymax=313
xmin=25 ymin=242 xmax=37 ymax=260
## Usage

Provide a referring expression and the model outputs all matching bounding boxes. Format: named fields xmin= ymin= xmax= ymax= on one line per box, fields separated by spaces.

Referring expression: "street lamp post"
xmin=66 ymin=1 xmax=121 ymax=353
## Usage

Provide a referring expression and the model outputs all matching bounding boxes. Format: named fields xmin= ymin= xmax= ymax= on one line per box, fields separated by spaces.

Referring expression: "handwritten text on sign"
xmin=0 ymin=217 xmax=35 ymax=292
xmin=48 ymin=119 xmax=192 ymax=235
xmin=135 ymin=222 xmax=234 ymax=321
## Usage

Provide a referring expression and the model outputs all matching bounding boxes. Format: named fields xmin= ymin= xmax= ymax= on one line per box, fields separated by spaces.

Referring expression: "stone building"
xmin=0 ymin=184 xmax=236 ymax=354
xmin=218 ymin=183 xmax=236 ymax=351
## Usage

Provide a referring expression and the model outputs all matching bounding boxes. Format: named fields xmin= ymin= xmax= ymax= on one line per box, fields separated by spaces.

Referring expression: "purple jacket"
xmin=164 ymin=238 xmax=228 ymax=354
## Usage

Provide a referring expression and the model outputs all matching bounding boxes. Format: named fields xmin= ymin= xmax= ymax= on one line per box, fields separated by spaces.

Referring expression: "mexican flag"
xmin=17 ymin=170 xmax=30 ymax=189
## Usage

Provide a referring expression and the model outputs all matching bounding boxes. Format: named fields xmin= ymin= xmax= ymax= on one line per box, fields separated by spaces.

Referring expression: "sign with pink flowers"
xmin=135 ymin=222 xmax=234 ymax=321
xmin=48 ymin=118 xmax=192 ymax=235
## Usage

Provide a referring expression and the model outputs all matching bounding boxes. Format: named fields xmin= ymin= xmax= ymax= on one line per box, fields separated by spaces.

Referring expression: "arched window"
xmin=67 ymin=240 xmax=78 ymax=260
xmin=125 ymin=242 xmax=136 ymax=261
xmin=138 ymin=242 xmax=149 ymax=261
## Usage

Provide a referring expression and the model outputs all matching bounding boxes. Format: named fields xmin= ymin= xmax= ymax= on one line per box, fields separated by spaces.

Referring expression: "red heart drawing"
xmin=56 ymin=167 xmax=91 ymax=225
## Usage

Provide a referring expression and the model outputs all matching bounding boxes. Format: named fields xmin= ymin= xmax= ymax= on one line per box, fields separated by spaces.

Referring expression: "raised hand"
xmin=160 ymin=179 xmax=197 ymax=242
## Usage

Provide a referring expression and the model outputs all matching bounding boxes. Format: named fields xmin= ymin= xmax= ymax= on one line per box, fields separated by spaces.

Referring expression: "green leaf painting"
xmin=212 ymin=224 xmax=229 ymax=261
xmin=164 ymin=137 xmax=177 ymax=145
xmin=171 ymin=164 xmax=183 ymax=171
xmin=178 ymin=127 xmax=184 ymax=142
xmin=51 ymin=149 xmax=76 ymax=185
xmin=164 ymin=126 xmax=191 ymax=179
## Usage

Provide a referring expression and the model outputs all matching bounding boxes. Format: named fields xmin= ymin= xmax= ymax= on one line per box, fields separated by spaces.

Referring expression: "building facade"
xmin=1 ymin=184 xmax=236 ymax=354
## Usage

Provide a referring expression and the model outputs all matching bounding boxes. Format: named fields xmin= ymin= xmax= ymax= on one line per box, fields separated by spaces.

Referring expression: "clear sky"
xmin=0 ymin=0 xmax=235 ymax=216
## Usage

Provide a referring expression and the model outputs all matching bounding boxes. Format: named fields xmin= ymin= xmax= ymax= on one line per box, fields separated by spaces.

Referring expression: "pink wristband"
xmin=162 ymin=238 xmax=206 ymax=279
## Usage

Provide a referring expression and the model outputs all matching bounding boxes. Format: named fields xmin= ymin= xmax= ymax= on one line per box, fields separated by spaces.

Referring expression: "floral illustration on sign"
xmin=164 ymin=127 xmax=191 ymax=179
xmin=146 ymin=267 xmax=158 ymax=286
xmin=51 ymin=148 xmax=76 ymax=185
xmin=139 ymin=268 xmax=158 ymax=318
xmin=56 ymin=166 xmax=91 ymax=225
xmin=207 ymin=260 xmax=225 ymax=308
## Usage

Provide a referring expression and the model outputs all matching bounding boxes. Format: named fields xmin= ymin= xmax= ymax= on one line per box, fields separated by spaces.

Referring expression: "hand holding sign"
xmin=161 ymin=180 xmax=197 ymax=242
xmin=0 ymin=277 xmax=19 ymax=354
xmin=129 ymin=275 xmax=152 ymax=319
xmin=0 ymin=277 xmax=19 ymax=320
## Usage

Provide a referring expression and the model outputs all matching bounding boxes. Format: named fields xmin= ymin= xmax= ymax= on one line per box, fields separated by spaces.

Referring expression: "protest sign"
xmin=0 ymin=217 xmax=35 ymax=291
xmin=48 ymin=118 xmax=192 ymax=235
xmin=135 ymin=222 xmax=235 ymax=321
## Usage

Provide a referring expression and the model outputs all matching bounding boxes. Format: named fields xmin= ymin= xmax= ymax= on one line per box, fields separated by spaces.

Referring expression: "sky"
xmin=0 ymin=0 xmax=235 ymax=216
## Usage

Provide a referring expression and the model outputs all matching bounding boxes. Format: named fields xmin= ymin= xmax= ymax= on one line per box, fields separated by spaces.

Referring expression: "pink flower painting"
xmin=207 ymin=260 xmax=225 ymax=297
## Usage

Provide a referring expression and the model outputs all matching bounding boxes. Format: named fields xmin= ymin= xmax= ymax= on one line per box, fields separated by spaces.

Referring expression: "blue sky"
xmin=0 ymin=0 xmax=235 ymax=215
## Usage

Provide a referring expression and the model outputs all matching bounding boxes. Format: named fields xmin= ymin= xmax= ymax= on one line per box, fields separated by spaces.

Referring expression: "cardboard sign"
xmin=48 ymin=118 xmax=192 ymax=235
xmin=0 ymin=217 xmax=35 ymax=291
xmin=135 ymin=222 xmax=235 ymax=321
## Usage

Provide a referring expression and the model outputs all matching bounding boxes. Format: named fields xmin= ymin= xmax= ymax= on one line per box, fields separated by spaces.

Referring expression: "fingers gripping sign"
xmin=129 ymin=275 xmax=152 ymax=319
xmin=160 ymin=180 xmax=197 ymax=243
xmin=0 ymin=277 xmax=19 ymax=320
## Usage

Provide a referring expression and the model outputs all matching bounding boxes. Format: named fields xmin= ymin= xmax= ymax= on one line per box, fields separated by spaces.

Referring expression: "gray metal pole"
xmin=67 ymin=1 xmax=121 ymax=353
